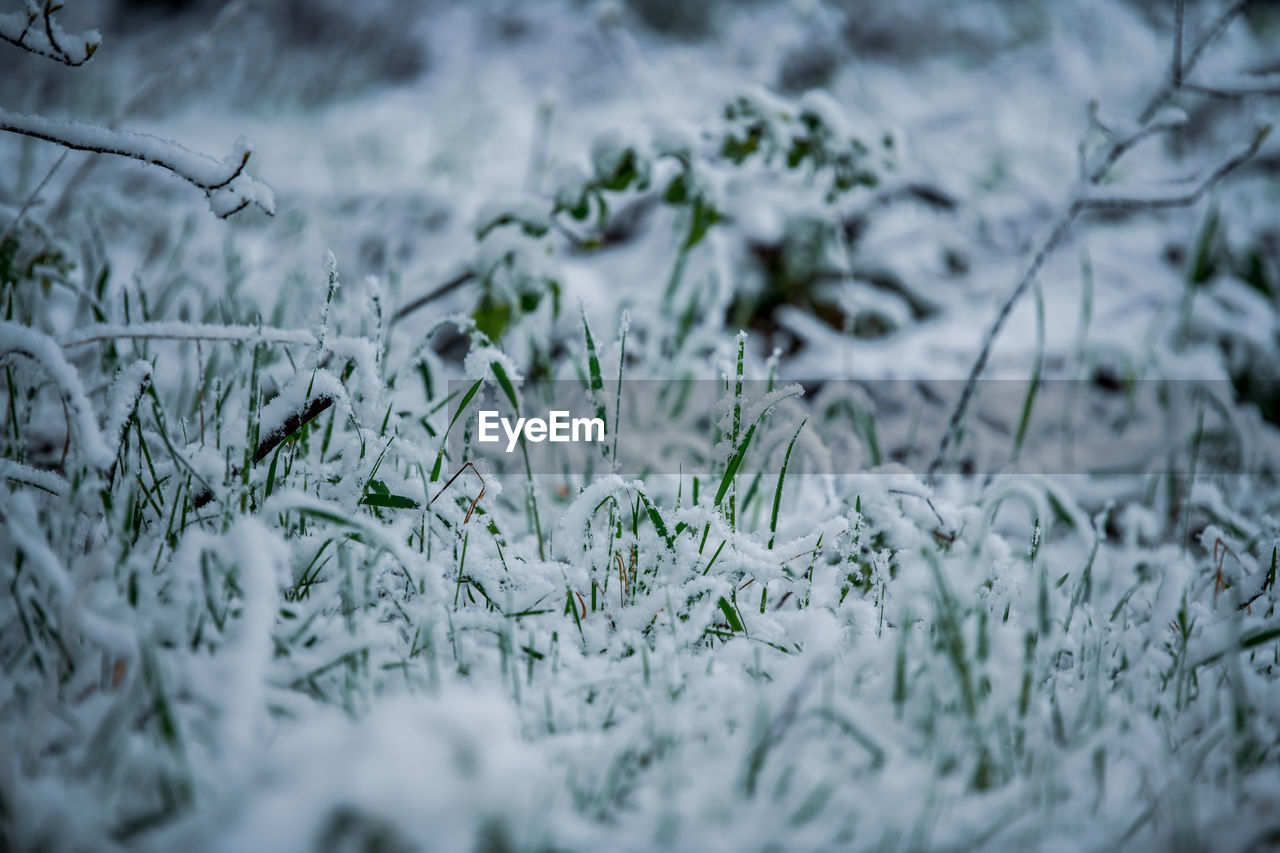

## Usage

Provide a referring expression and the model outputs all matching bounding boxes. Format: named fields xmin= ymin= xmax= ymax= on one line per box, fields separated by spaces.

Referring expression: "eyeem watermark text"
xmin=477 ymin=411 xmax=605 ymax=452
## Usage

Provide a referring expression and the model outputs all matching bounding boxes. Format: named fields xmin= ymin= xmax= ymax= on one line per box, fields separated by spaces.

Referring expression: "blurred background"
xmin=6 ymin=0 xmax=1277 ymax=397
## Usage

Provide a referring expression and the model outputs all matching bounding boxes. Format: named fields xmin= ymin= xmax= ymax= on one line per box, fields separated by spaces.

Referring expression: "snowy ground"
xmin=3 ymin=0 xmax=1280 ymax=850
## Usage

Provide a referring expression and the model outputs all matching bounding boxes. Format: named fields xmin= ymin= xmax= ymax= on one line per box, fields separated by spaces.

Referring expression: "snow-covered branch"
xmin=0 ymin=108 xmax=274 ymax=217
xmin=0 ymin=0 xmax=100 ymax=66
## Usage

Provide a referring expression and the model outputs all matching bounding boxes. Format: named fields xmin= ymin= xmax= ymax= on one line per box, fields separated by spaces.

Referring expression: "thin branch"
xmin=1173 ymin=0 xmax=1186 ymax=87
xmin=1180 ymin=0 xmax=1252 ymax=79
xmin=1137 ymin=0 xmax=1253 ymax=123
xmin=887 ymin=488 xmax=949 ymax=530
xmin=1079 ymin=127 xmax=1271 ymax=210
xmin=1087 ymin=105 xmax=1189 ymax=183
xmin=1182 ymin=72 xmax=1280 ymax=99
xmin=0 ymin=108 xmax=274 ymax=218
xmin=428 ymin=461 xmax=486 ymax=524
xmin=928 ymin=211 xmax=1075 ymax=475
xmin=390 ymin=270 xmax=476 ymax=325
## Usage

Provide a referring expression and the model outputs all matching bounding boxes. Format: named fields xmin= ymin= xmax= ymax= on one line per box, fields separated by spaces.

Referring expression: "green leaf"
xmin=581 ymin=308 xmax=607 ymax=424
xmin=663 ymin=172 xmax=689 ymax=205
xmin=448 ymin=380 xmax=483 ymax=435
xmin=473 ymin=293 xmax=511 ymax=342
xmin=639 ymin=491 xmax=675 ymax=550
xmin=490 ymin=361 xmax=519 ymax=410
xmin=684 ymin=196 xmax=720 ymax=250
xmin=597 ymin=147 xmax=645 ymax=191
xmin=717 ymin=596 xmax=744 ymax=633
xmin=1013 ymin=280 xmax=1045 ymax=461
xmin=769 ymin=418 xmax=806 ymax=549
xmin=476 ymin=212 xmax=550 ymax=241
xmin=264 ymin=444 xmax=283 ymax=499
xmin=359 ymin=493 xmax=420 ymax=510
xmin=1189 ymin=206 xmax=1220 ymax=286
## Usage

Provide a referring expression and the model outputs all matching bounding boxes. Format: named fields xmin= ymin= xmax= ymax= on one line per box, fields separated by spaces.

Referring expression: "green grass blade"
xmin=715 ymin=422 xmax=757 ymax=508
xmin=769 ymin=418 xmax=806 ymax=549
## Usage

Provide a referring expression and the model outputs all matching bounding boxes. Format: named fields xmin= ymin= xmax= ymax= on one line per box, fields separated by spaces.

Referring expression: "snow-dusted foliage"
xmin=2 ymin=1 xmax=1280 ymax=851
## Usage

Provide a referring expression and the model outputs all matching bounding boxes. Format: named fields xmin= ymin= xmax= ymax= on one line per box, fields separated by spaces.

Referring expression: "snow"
xmin=3 ymin=0 xmax=1280 ymax=850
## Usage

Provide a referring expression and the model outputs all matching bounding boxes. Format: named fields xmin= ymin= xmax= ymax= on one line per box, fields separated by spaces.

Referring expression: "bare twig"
xmin=1173 ymin=0 xmax=1186 ymax=87
xmin=1182 ymin=73 xmax=1280 ymax=99
xmin=427 ymin=461 xmax=486 ymax=524
xmin=928 ymin=211 xmax=1075 ymax=475
xmin=887 ymin=487 xmax=949 ymax=530
xmin=1087 ymin=104 xmax=1189 ymax=183
xmin=390 ymin=270 xmax=476 ymax=325
xmin=1079 ymin=127 xmax=1271 ymax=210
xmin=1136 ymin=0 xmax=1253 ymax=123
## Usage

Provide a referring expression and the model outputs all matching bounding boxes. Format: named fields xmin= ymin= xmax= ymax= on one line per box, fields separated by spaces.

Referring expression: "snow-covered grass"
xmin=2 ymin=1 xmax=1280 ymax=850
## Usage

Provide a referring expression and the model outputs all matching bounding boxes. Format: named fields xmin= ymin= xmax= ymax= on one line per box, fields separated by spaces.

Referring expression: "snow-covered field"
xmin=3 ymin=0 xmax=1280 ymax=849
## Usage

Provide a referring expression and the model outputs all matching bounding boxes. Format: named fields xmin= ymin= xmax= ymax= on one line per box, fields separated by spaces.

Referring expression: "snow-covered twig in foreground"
xmin=0 ymin=0 xmax=100 ymax=66
xmin=0 ymin=108 xmax=274 ymax=218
